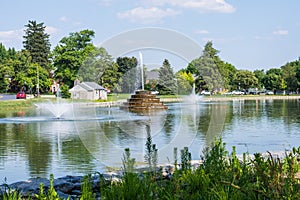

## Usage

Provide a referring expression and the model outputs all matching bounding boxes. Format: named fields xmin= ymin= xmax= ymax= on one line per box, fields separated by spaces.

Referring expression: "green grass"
xmin=0 ymin=99 xmax=33 ymax=111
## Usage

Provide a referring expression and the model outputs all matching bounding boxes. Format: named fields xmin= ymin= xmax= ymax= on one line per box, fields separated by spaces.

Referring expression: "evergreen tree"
xmin=0 ymin=43 xmax=8 ymax=63
xmin=23 ymin=20 xmax=51 ymax=71
xmin=157 ymin=59 xmax=176 ymax=95
xmin=192 ymin=41 xmax=224 ymax=92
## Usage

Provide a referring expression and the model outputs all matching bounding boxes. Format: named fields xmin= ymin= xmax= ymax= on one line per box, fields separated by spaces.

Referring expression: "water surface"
xmin=0 ymin=99 xmax=300 ymax=183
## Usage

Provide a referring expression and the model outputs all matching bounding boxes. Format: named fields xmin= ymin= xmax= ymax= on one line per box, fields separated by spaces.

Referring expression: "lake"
xmin=0 ymin=98 xmax=300 ymax=183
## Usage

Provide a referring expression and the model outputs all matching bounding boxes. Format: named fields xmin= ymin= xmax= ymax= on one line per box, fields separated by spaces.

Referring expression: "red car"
xmin=16 ymin=92 xmax=26 ymax=99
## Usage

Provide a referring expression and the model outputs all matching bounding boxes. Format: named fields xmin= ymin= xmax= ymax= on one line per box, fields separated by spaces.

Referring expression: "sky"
xmin=1 ymin=0 xmax=300 ymax=71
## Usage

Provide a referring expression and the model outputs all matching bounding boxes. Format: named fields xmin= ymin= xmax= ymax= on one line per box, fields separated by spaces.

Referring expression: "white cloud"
xmin=45 ymin=26 xmax=58 ymax=35
xmin=149 ymin=0 xmax=236 ymax=13
xmin=0 ymin=29 xmax=23 ymax=41
xmin=273 ymin=29 xmax=288 ymax=35
xmin=195 ymin=29 xmax=209 ymax=34
xmin=0 ymin=29 xmax=23 ymax=49
xmin=118 ymin=7 xmax=180 ymax=23
xmin=59 ymin=16 xmax=68 ymax=22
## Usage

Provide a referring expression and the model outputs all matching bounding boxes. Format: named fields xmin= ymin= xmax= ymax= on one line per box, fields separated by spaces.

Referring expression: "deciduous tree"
xmin=52 ymin=29 xmax=95 ymax=88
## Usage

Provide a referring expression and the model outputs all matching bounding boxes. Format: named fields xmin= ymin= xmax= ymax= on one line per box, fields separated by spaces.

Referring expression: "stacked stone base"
xmin=120 ymin=90 xmax=168 ymax=112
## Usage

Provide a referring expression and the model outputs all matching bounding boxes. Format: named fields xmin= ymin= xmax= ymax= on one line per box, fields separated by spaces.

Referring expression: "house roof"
xmin=146 ymin=71 xmax=159 ymax=80
xmin=69 ymin=82 xmax=106 ymax=92
xmin=82 ymin=82 xmax=106 ymax=90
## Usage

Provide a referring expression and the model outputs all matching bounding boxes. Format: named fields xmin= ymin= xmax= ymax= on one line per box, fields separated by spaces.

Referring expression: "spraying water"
xmin=139 ymin=51 xmax=144 ymax=91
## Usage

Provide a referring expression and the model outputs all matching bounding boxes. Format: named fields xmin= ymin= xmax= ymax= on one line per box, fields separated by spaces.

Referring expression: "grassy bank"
xmin=0 ymin=99 xmax=34 ymax=111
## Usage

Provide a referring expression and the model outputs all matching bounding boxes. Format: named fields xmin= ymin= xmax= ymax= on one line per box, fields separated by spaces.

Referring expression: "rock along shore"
xmin=0 ymin=164 xmax=178 ymax=199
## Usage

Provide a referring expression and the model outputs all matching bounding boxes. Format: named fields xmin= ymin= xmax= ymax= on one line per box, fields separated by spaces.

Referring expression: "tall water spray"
xmin=139 ymin=51 xmax=144 ymax=91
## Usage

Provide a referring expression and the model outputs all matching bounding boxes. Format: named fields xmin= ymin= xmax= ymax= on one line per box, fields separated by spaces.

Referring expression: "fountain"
xmin=183 ymin=83 xmax=203 ymax=104
xmin=35 ymin=99 xmax=73 ymax=119
xmin=120 ymin=52 xmax=168 ymax=112
xmin=35 ymin=89 xmax=73 ymax=119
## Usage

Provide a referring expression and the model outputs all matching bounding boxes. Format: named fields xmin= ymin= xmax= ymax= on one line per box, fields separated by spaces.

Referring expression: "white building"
xmin=69 ymin=82 xmax=107 ymax=100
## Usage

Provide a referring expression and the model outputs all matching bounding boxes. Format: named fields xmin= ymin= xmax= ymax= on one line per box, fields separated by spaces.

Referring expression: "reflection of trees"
xmin=266 ymin=99 xmax=300 ymax=125
xmin=20 ymin=124 xmax=51 ymax=178
xmin=61 ymin=138 xmax=95 ymax=174
xmin=0 ymin=123 xmax=51 ymax=177
xmin=231 ymin=100 xmax=264 ymax=119
xmin=26 ymin=139 xmax=51 ymax=177
xmin=163 ymin=113 xmax=175 ymax=137
xmin=197 ymin=103 xmax=229 ymax=146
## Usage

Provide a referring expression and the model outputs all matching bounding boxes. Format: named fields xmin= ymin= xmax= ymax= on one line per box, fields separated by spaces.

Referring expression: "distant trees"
xmin=2 ymin=20 xmax=300 ymax=96
xmin=233 ymin=70 xmax=258 ymax=91
xmin=78 ymin=47 xmax=121 ymax=92
xmin=0 ymin=20 xmax=53 ymax=94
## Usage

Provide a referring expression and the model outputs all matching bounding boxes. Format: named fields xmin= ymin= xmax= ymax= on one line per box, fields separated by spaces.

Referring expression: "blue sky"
xmin=1 ymin=0 xmax=299 ymax=71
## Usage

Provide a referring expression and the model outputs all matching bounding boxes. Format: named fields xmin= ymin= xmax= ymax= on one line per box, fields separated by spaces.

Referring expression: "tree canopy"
xmin=52 ymin=29 xmax=95 ymax=88
xmin=23 ymin=20 xmax=51 ymax=71
xmin=157 ymin=59 xmax=176 ymax=95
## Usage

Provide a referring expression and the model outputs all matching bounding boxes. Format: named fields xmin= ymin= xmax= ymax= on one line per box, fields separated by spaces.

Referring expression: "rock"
xmin=9 ymin=178 xmax=50 ymax=196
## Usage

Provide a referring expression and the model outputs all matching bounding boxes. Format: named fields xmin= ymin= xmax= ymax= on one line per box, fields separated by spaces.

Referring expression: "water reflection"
xmin=0 ymin=99 xmax=300 ymax=183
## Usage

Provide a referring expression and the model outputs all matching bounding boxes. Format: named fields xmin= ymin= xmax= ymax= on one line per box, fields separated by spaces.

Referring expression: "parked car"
xmin=266 ymin=90 xmax=274 ymax=95
xmin=201 ymin=90 xmax=211 ymax=95
xmin=151 ymin=91 xmax=159 ymax=95
xmin=16 ymin=91 xmax=26 ymax=99
xmin=231 ymin=90 xmax=244 ymax=95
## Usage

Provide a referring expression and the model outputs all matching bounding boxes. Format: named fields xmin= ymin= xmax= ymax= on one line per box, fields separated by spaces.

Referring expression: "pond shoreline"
xmin=80 ymin=95 xmax=300 ymax=107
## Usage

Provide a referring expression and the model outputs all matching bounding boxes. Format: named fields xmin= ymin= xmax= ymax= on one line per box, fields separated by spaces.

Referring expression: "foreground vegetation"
xmin=1 ymin=138 xmax=299 ymax=200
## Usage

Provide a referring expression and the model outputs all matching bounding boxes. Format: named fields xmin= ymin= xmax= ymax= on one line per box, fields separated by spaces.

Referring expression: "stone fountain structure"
xmin=120 ymin=90 xmax=167 ymax=112
xmin=120 ymin=52 xmax=167 ymax=112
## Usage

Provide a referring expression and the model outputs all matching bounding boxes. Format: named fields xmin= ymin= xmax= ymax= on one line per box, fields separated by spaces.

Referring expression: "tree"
xmin=11 ymin=51 xmax=51 ymax=93
xmin=233 ymin=70 xmax=258 ymax=90
xmin=191 ymin=41 xmax=224 ymax=92
xmin=23 ymin=20 xmax=51 ymax=71
xmin=263 ymin=68 xmax=282 ymax=92
xmin=281 ymin=63 xmax=298 ymax=92
xmin=157 ymin=59 xmax=176 ymax=95
xmin=116 ymin=57 xmax=138 ymax=93
xmin=175 ymin=70 xmax=194 ymax=95
xmin=253 ymin=69 xmax=265 ymax=90
xmin=219 ymin=62 xmax=237 ymax=90
xmin=0 ymin=43 xmax=8 ymax=63
xmin=52 ymin=29 xmax=95 ymax=88
xmin=78 ymin=47 xmax=121 ymax=92
xmin=116 ymin=56 xmax=138 ymax=75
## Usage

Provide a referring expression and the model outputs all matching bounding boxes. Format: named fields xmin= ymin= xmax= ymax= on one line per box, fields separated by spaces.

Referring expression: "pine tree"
xmin=158 ymin=59 xmax=176 ymax=95
xmin=23 ymin=20 xmax=51 ymax=71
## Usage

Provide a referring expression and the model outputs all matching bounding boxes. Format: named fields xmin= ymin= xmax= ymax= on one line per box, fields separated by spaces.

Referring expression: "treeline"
xmin=1 ymin=20 xmax=300 ymax=97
